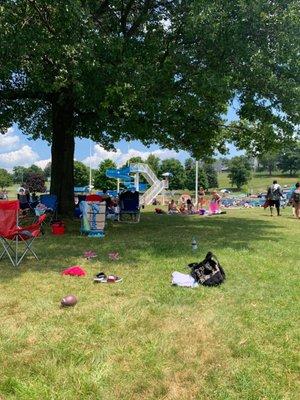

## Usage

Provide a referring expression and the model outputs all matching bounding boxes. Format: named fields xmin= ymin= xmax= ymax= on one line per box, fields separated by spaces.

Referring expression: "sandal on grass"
xmin=94 ymin=273 xmax=122 ymax=283
xmin=93 ymin=272 xmax=107 ymax=282
xmin=107 ymin=275 xmax=123 ymax=283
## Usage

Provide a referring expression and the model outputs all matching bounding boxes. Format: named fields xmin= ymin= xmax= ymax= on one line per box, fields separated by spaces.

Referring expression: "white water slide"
xmin=129 ymin=163 xmax=168 ymax=205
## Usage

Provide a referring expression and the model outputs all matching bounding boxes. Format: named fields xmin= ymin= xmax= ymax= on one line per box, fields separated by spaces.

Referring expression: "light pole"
xmin=89 ymin=141 xmax=92 ymax=193
xmin=195 ymin=160 xmax=199 ymax=207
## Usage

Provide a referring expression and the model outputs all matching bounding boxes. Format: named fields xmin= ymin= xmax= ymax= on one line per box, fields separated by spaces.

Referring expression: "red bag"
xmin=263 ymin=199 xmax=271 ymax=208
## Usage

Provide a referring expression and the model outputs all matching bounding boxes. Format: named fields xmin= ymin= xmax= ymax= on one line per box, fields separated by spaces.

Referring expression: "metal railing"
xmin=129 ymin=163 xmax=167 ymax=205
xmin=130 ymin=163 xmax=159 ymax=185
xmin=141 ymin=180 xmax=166 ymax=205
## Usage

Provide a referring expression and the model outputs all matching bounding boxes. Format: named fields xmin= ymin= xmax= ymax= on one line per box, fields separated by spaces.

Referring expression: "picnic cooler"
xmin=51 ymin=221 xmax=65 ymax=235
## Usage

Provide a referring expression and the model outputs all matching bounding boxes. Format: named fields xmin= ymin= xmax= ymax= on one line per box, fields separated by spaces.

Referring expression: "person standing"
xmin=266 ymin=180 xmax=283 ymax=216
xmin=17 ymin=187 xmax=30 ymax=210
xmin=291 ymin=182 xmax=300 ymax=219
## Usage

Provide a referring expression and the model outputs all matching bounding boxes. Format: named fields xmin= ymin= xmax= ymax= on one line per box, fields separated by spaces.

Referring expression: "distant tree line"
xmin=257 ymin=143 xmax=300 ymax=176
xmin=73 ymin=155 xmax=219 ymax=191
xmin=91 ymin=156 xmax=219 ymax=191
xmin=223 ymin=142 xmax=300 ymax=190
xmin=0 ymin=156 xmax=219 ymax=192
xmin=0 ymin=164 xmax=48 ymax=192
xmin=1 ymin=142 xmax=298 ymax=192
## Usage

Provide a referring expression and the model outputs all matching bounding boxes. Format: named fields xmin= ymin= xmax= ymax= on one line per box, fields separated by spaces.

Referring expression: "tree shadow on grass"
xmin=126 ymin=212 xmax=280 ymax=259
xmin=0 ymin=211 xmax=280 ymax=280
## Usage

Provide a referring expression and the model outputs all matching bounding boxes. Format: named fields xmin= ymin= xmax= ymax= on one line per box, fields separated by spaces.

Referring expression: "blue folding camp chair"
xmin=118 ymin=190 xmax=140 ymax=222
xmin=39 ymin=194 xmax=58 ymax=222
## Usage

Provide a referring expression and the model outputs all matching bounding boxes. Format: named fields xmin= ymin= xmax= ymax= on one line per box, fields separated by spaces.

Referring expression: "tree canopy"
xmin=74 ymin=161 xmax=89 ymax=186
xmin=257 ymin=151 xmax=279 ymax=176
xmin=146 ymin=155 xmax=161 ymax=176
xmin=93 ymin=159 xmax=117 ymax=191
xmin=23 ymin=165 xmax=44 ymax=182
xmin=160 ymin=158 xmax=186 ymax=190
xmin=184 ymin=158 xmax=208 ymax=190
xmin=203 ymin=164 xmax=218 ymax=188
xmin=1 ymin=0 xmax=299 ymax=213
xmin=277 ymin=143 xmax=300 ymax=176
xmin=12 ymin=166 xmax=27 ymax=184
xmin=12 ymin=165 xmax=44 ymax=184
xmin=228 ymin=156 xmax=252 ymax=190
xmin=25 ymin=172 xmax=46 ymax=193
xmin=0 ymin=168 xmax=12 ymax=189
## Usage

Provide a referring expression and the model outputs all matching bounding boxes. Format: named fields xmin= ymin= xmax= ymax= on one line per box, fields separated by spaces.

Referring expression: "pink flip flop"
xmin=107 ymin=275 xmax=123 ymax=283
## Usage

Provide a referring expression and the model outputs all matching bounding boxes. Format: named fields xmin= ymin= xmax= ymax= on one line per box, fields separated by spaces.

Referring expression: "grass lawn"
xmin=0 ymin=207 xmax=299 ymax=400
xmin=218 ymin=172 xmax=299 ymax=193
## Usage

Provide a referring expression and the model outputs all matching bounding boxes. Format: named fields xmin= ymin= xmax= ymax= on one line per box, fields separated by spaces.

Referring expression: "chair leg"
xmin=16 ymin=238 xmax=38 ymax=266
xmin=0 ymin=237 xmax=39 ymax=267
xmin=0 ymin=238 xmax=16 ymax=258
xmin=0 ymin=238 xmax=17 ymax=267
xmin=24 ymin=239 xmax=38 ymax=259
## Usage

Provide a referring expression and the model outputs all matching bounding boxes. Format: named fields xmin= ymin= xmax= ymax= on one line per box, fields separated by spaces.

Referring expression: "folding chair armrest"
xmin=38 ymin=214 xmax=47 ymax=224
xmin=1 ymin=226 xmax=24 ymax=240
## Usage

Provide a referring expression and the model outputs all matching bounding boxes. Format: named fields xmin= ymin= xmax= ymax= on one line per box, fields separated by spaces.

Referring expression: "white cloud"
xmin=34 ymin=158 xmax=51 ymax=169
xmin=0 ymin=145 xmax=39 ymax=169
xmin=0 ymin=127 xmax=20 ymax=152
xmin=0 ymin=126 xmax=50 ymax=171
xmin=82 ymin=144 xmax=122 ymax=168
xmin=82 ymin=144 xmax=182 ymax=168
xmin=0 ymin=125 xmax=189 ymax=172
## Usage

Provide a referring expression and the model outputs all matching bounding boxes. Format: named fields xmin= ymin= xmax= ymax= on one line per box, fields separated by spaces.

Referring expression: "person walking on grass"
xmin=266 ymin=180 xmax=283 ymax=216
xmin=291 ymin=182 xmax=300 ymax=219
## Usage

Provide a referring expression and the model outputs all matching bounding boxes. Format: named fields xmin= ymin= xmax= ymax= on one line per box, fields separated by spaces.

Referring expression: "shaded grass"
xmin=0 ymin=208 xmax=299 ymax=399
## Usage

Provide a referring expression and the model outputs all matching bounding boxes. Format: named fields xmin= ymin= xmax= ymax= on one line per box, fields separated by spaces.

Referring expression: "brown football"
xmin=61 ymin=295 xmax=77 ymax=307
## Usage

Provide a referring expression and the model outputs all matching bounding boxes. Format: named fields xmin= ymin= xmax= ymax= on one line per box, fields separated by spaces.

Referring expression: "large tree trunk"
xmin=50 ymin=99 xmax=75 ymax=216
xmin=268 ymin=165 xmax=272 ymax=176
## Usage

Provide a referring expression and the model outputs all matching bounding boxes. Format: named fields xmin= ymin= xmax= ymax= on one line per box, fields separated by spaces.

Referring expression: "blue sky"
xmin=0 ymin=105 xmax=243 ymax=171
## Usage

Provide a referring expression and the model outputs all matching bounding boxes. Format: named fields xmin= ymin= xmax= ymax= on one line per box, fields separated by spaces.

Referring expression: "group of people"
xmin=168 ymin=199 xmax=194 ymax=214
xmin=17 ymin=187 xmax=39 ymax=210
xmin=167 ymin=189 xmax=221 ymax=215
xmin=166 ymin=180 xmax=300 ymax=219
xmin=266 ymin=180 xmax=300 ymax=219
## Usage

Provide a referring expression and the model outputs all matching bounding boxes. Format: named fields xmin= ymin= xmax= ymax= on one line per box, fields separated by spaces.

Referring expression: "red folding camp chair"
xmin=0 ymin=200 xmax=46 ymax=267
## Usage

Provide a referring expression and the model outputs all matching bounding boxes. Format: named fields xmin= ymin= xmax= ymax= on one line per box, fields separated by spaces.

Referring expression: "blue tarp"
xmin=74 ymin=186 xmax=89 ymax=193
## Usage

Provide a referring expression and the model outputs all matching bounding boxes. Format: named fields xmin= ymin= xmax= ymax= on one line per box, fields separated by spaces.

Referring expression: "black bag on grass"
xmin=188 ymin=252 xmax=226 ymax=286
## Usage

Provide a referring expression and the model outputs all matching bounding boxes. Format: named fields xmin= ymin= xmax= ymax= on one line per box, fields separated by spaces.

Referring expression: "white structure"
xmin=130 ymin=163 xmax=168 ymax=205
